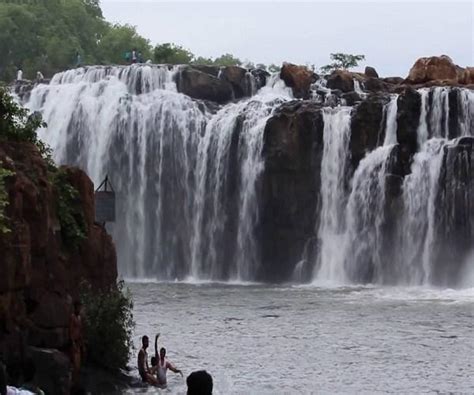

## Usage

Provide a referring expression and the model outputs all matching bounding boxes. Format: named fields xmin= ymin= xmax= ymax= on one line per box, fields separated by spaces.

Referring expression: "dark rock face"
xmin=280 ymin=63 xmax=318 ymax=99
xmin=0 ymin=141 xmax=117 ymax=394
xmin=395 ymin=87 xmax=421 ymax=175
xmin=260 ymin=101 xmax=324 ymax=281
xmin=326 ymin=70 xmax=354 ymax=93
xmin=176 ymin=67 xmax=233 ymax=103
xmin=219 ymin=66 xmax=252 ymax=99
xmin=365 ymin=66 xmax=379 ymax=78
xmin=250 ymin=68 xmax=270 ymax=91
xmin=349 ymin=93 xmax=390 ymax=169
xmin=434 ymin=138 xmax=474 ymax=286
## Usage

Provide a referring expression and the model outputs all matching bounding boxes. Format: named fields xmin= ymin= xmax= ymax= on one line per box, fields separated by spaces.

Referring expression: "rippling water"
xmin=124 ymin=282 xmax=474 ymax=394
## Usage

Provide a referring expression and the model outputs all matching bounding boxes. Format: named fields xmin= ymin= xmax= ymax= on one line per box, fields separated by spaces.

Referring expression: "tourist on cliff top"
xmin=152 ymin=333 xmax=183 ymax=388
xmin=16 ymin=69 xmax=23 ymax=82
xmin=35 ymin=72 xmax=44 ymax=82
xmin=69 ymin=301 xmax=84 ymax=385
xmin=137 ymin=336 xmax=159 ymax=386
xmin=131 ymin=49 xmax=138 ymax=64
xmin=186 ymin=370 xmax=213 ymax=395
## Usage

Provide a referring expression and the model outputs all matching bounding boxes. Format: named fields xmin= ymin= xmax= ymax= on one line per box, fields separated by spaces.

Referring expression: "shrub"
xmin=52 ymin=169 xmax=87 ymax=250
xmin=81 ymin=280 xmax=135 ymax=371
xmin=0 ymin=165 xmax=13 ymax=234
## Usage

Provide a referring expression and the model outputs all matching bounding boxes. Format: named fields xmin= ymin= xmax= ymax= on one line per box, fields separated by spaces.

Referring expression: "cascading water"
xmin=315 ymin=107 xmax=352 ymax=283
xmin=27 ymin=65 xmax=291 ymax=280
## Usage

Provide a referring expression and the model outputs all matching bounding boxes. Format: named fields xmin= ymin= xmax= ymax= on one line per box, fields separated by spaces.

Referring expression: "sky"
xmin=100 ymin=1 xmax=474 ymax=77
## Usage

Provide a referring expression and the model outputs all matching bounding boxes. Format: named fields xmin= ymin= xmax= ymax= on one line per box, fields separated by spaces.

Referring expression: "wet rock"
xmin=342 ymin=91 xmax=362 ymax=106
xmin=395 ymin=87 xmax=421 ymax=175
xmin=406 ymin=55 xmax=459 ymax=84
xmin=382 ymin=77 xmax=404 ymax=85
xmin=364 ymin=66 xmax=379 ymax=78
xmin=326 ymin=69 xmax=354 ymax=93
xmin=260 ymin=101 xmax=324 ymax=281
xmin=250 ymin=68 xmax=270 ymax=91
xmin=364 ymin=77 xmax=393 ymax=93
xmin=349 ymin=93 xmax=390 ymax=169
xmin=29 ymin=347 xmax=71 ymax=395
xmin=280 ymin=63 xmax=318 ymax=99
xmin=219 ymin=66 xmax=252 ymax=99
xmin=176 ymin=67 xmax=233 ymax=103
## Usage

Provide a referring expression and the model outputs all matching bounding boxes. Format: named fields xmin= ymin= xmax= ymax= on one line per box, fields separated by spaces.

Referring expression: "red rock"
xmin=280 ymin=63 xmax=317 ymax=99
xmin=406 ymin=55 xmax=458 ymax=84
xmin=458 ymin=67 xmax=474 ymax=85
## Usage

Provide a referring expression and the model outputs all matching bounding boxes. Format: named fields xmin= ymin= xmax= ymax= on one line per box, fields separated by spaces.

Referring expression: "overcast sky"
xmin=101 ymin=1 xmax=473 ymax=77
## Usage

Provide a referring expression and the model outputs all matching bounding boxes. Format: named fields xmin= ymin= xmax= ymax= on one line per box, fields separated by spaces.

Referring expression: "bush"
xmin=52 ymin=169 xmax=87 ymax=250
xmin=0 ymin=165 xmax=13 ymax=234
xmin=81 ymin=280 xmax=135 ymax=371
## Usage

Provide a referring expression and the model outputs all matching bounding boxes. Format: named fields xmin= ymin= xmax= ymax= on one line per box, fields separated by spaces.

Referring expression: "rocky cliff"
xmin=0 ymin=140 xmax=116 ymax=393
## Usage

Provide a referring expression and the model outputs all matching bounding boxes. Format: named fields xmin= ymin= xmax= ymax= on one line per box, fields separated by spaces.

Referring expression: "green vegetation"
xmin=0 ymin=0 xmax=152 ymax=80
xmin=53 ymin=169 xmax=87 ymax=250
xmin=0 ymin=165 xmax=13 ymax=234
xmin=320 ymin=53 xmax=366 ymax=74
xmin=81 ymin=280 xmax=135 ymax=371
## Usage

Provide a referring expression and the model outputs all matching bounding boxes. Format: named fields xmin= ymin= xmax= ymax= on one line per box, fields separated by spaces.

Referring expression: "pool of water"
xmin=124 ymin=282 xmax=474 ymax=394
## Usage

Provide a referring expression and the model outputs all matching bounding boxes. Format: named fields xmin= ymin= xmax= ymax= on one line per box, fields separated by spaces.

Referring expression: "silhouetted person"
xmin=154 ymin=334 xmax=182 ymax=387
xmin=137 ymin=336 xmax=159 ymax=386
xmin=75 ymin=52 xmax=82 ymax=68
xmin=131 ymin=49 xmax=138 ymax=64
xmin=35 ymin=71 xmax=44 ymax=83
xmin=186 ymin=370 xmax=213 ymax=395
xmin=69 ymin=301 xmax=83 ymax=385
xmin=19 ymin=359 xmax=44 ymax=395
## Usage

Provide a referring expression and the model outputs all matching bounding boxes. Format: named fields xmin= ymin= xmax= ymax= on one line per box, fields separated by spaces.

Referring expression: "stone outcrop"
xmin=326 ymin=69 xmax=355 ymax=93
xmin=0 ymin=141 xmax=117 ymax=394
xmin=280 ymin=63 xmax=318 ymax=99
xmin=260 ymin=101 xmax=324 ymax=281
xmin=176 ymin=67 xmax=233 ymax=103
xmin=406 ymin=55 xmax=458 ymax=84
xmin=364 ymin=66 xmax=379 ymax=78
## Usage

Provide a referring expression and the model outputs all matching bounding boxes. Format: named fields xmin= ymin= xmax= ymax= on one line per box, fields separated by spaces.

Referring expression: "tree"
xmin=97 ymin=24 xmax=152 ymax=64
xmin=320 ymin=53 xmax=365 ymax=74
xmin=153 ymin=43 xmax=194 ymax=64
xmin=213 ymin=53 xmax=241 ymax=67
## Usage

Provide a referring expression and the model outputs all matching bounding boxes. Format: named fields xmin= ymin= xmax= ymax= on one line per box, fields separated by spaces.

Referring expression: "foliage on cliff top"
xmin=320 ymin=53 xmax=366 ymax=74
xmin=81 ymin=280 xmax=135 ymax=371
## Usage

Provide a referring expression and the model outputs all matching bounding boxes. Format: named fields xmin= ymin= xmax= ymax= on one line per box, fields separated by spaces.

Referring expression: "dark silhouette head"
xmin=142 ymin=336 xmax=149 ymax=349
xmin=160 ymin=347 xmax=166 ymax=359
xmin=186 ymin=370 xmax=213 ymax=395
xmin=23 ymin=358 xmax=36 ymax=383
xmin=0 ymin=363 xmax=7 ymax=395
xmin=151 ymin=356 xmax=157 ymax=367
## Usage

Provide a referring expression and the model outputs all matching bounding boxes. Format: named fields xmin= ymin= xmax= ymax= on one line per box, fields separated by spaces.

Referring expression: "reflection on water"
xmin=124 ymin=282 xmax=474 ymax=394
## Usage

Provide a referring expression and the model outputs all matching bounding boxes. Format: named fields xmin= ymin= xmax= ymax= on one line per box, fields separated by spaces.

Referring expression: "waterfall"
xmin=315 ymin=107 xmax=352 ymax=283
xmin=27 ymin=65 xmax=290 ymax=280
xmin=383 ymin=95 xmax=398 ymax=145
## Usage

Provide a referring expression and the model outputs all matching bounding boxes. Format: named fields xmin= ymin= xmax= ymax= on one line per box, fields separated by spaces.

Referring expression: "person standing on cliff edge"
xmin=69 ymin=301 xmax=84 ymax=385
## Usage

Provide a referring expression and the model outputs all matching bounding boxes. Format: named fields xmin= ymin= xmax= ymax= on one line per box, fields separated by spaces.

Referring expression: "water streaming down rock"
xmin=24 ymin=65 xmax=474 ymax=285
xmin=27 ymin=65 xmax=291 ymax=280
xmin=315 ymin=107 xmax=352 ymax=282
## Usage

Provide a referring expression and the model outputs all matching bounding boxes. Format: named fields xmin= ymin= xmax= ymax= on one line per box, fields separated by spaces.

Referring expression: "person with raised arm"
xmin=152 ymin=333 xmax=183 ymax=388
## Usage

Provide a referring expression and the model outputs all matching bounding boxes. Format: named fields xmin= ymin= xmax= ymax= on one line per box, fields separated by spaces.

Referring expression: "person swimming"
xmin=152 ymin=334 xmax=183 ymax=387
xmin=137 ymin=336 xmax=159 ymax=386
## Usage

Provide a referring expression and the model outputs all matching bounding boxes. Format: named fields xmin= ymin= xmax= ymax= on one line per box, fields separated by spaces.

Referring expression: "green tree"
xmin=212 ymin=53 xmax=241 ymax=67
xmin=153 ymin=43 xmax=194 ymax=64
xmin=320 ymin=53 xmax=365 ymax=74
xmin=98 ymin=24 xmax=152 ymax=64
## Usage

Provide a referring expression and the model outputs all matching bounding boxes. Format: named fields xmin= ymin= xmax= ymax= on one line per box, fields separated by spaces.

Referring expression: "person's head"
xmin=22 ymin=358 xmax=36 ymax=383
xmin=150 ymin=356 xmax=157 ymax=367
xmin=142 ymin=335 xmax=149 ymax=349
xmin=73 ymin=300 xmax=82 ymax=316
xmin=0 ymin=362 xmax=7 ymax=395
xmin=159 ymin=347 xmax=166 ymax=359
xmin=186 ymin=370 xmax=213 ymax=395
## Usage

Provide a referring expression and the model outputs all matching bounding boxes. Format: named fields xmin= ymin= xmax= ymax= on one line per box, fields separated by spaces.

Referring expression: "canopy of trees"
xmin=0 ymin=0 xmax=152 ymax=80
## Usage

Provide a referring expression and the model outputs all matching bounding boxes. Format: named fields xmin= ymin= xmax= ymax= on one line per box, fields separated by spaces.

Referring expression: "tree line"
xmin=0 ymin=0 xmax=364 ymax=81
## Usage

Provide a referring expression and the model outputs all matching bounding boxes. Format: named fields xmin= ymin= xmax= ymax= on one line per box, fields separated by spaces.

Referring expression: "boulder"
xmin=458 ymin=67 xmax=474 ymax=85
xmin=364 ymin=66 xmax=379 ymax=78
xmin=250 ymin=68 xmax=270 ymax=91
xmin=219 ymin=66 xmax=251 ymax=99
xmin=383 ymin=77 xmax=404 ymax=85
xmin=364 ymin=77 xmax=392 ymax=93
xmin=29 ymin=347 xmax=71 ymax=395
xmin=176 ymin=68 xmax=233 ymax=103
xmin=326 ymin=69 xmax=354 ymax=93
xmin=406 ymin=55 xmax=458 ymax=84
xmin=280 ymin=63 xmax=318 ymax=99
